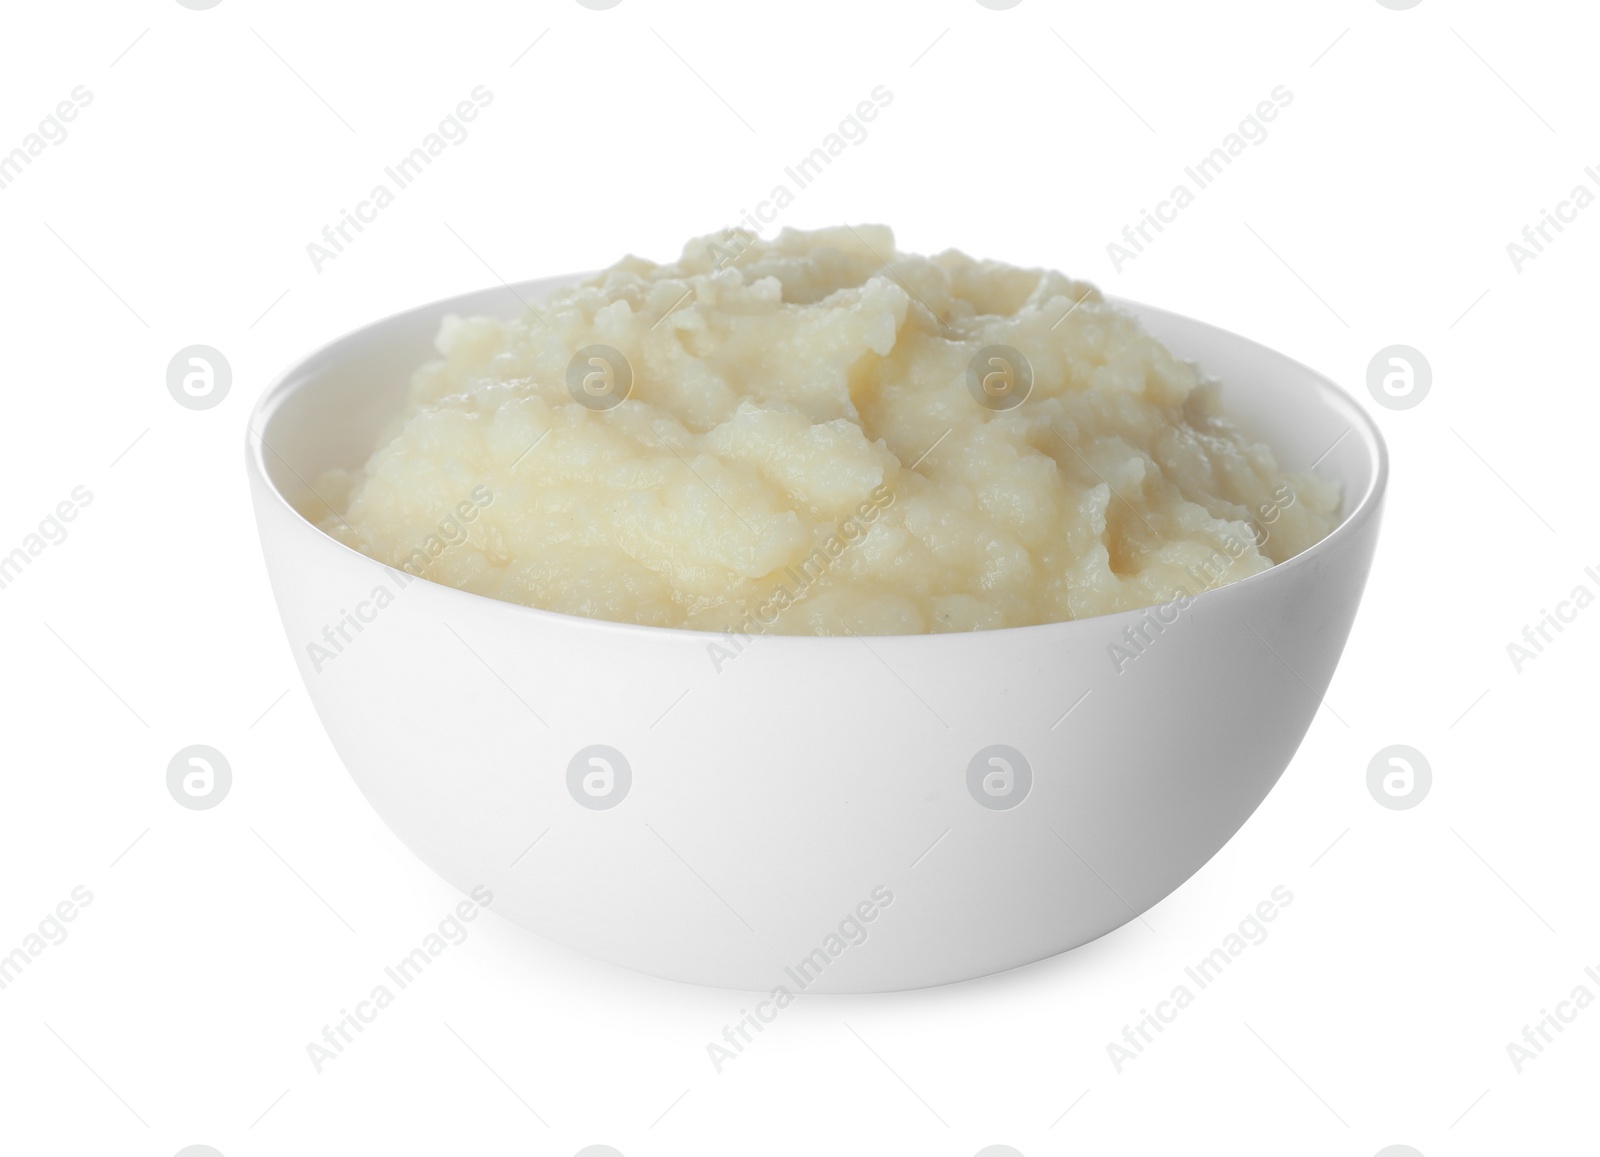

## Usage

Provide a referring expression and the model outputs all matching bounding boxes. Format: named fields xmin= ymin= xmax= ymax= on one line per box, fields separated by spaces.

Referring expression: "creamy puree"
xmin=315 ymin=226 xmax=1338 ymax=635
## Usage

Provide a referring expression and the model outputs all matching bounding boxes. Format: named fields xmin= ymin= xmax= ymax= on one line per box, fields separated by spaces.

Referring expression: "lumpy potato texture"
xmin=317 ymin=225 xmax=1338 ymax=635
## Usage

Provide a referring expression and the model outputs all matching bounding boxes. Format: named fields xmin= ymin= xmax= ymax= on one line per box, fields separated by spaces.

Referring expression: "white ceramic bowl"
xmin=247 ymin=275 xmax=1386 ymax=993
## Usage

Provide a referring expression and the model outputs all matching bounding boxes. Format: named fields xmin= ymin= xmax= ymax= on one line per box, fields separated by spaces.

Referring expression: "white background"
xmin=1 ymin=1 xmax=1595 ymax=1154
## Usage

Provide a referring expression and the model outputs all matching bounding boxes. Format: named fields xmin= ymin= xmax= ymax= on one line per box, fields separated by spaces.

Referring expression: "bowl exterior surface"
xmin=248 ymin=281 xmax=1384 ymax=992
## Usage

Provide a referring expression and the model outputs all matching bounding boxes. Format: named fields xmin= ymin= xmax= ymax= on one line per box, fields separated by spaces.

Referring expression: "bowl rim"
xmin=246 ymin=275 xmax=1389 ymax=646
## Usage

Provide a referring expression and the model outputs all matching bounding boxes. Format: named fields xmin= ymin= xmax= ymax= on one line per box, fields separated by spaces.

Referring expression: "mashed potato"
xmin=315 ymin=225 xmax=1338 ymax=635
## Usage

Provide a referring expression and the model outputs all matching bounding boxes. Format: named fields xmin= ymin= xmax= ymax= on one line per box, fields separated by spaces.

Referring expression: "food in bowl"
xmin=313 ymin=226 xmax=1337 ymax=634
